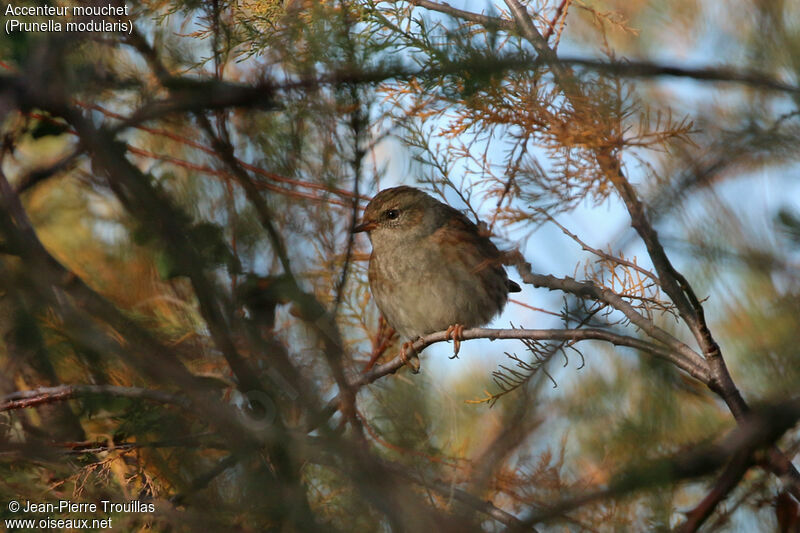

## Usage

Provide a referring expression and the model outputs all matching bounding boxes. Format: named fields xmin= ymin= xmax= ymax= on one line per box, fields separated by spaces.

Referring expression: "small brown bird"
xmin=354 ymin=186 xmax=521 ymax=368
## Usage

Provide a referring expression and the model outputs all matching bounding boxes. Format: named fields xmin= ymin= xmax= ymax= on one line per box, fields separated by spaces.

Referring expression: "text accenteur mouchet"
xmin=5 ymin=5 xmax=130 ymax=16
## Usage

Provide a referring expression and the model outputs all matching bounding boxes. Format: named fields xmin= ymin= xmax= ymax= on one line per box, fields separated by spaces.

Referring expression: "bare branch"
xmin=349 ymin=323 xmax=710 ymax=389
xmin=1 ymin=384 xmax=190 ymax=412
xmin=509 ymin=254 xmax=708 ymax=380
xmin=404 ymin=0 xmax=515 ymax=31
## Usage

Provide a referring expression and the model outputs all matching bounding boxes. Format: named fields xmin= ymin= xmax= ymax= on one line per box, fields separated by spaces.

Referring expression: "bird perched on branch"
xmin=354 ymin=186 xmax=521 ymax=371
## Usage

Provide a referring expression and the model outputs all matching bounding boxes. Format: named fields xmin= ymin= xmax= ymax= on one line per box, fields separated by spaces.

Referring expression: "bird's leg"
xmin=445 ymin=324 xmax=465 ymax=359
xmin=363 ymin=316 xmax=396 ymax=372
xmin=400 ymin=340 xmax=421 ymax=373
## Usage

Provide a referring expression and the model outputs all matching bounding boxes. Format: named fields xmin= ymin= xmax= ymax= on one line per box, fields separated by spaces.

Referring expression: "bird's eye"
xmin=384 ymin=209 xmax=399 ymax=220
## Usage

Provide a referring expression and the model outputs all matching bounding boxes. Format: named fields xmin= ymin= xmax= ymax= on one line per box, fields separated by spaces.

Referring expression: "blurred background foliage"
xmin=0 ymin=0 xmax=799 ymax=531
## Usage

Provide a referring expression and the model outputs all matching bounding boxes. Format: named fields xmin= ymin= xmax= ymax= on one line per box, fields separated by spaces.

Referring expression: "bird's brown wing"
xmin=430 ymin=205 xmax=517 ymax=288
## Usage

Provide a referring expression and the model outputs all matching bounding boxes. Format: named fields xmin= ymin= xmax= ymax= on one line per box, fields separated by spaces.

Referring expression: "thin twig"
xmin=540 ymin=210 xmax=660 ymax=284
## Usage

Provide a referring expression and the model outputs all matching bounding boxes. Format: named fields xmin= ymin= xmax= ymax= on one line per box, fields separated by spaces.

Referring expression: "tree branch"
xmin=678 ymin=451 xmax=751 ymax=533
xmin=405 ymin=0 xmax=515 ymax=31
xmin=349 ymin=323 xmax=710 ymax=389
xmin=513 ymin=398 xmax=800 ymax=530
xmin=1 ymin=384 xmax=190 ymax=412
xmin=509 ymin=255 xmax=709 ymax=380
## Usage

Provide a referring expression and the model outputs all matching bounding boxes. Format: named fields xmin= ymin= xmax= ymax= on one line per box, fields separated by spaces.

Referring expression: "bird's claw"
xmin=445 ymin=324 xmax=464 ymax=359
xmin=400 ymin=341 xmax=421 ymax=373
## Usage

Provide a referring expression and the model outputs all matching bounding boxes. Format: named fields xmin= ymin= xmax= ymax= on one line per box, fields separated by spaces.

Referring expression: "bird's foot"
xmin=362 ymin=317 xmax=396 ymax=372
xmin=400 ymin=340 xmax=421 ymax=373
xmin=445 ymin=324 xmax=465 ymax=359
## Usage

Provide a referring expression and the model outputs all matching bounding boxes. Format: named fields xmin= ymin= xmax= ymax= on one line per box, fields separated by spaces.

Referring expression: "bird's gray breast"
xmin=368 ymin=238 xmax=507 ymax=338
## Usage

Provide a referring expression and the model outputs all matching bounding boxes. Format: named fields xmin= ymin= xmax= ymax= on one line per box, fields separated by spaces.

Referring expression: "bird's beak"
xmin=353 ymin=220 xmax=377 ymax=233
